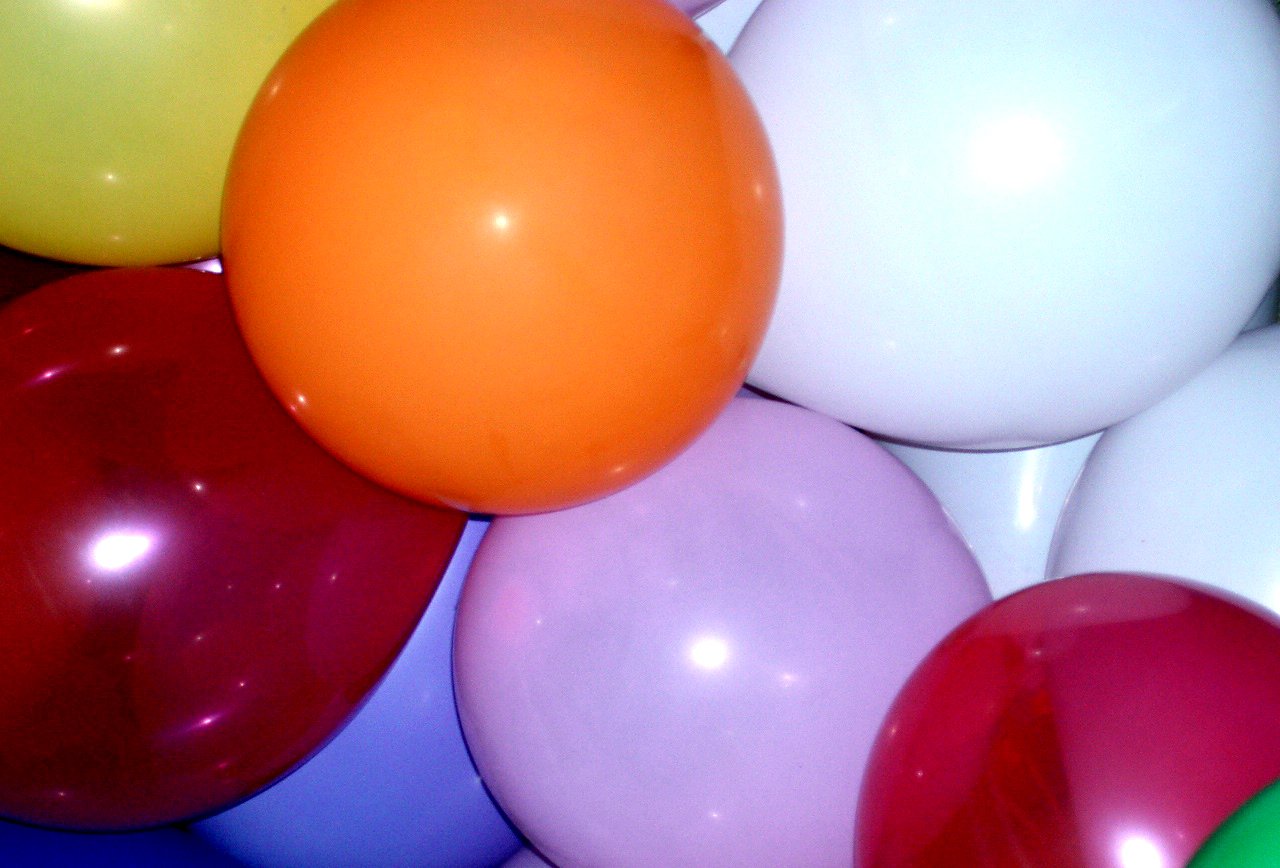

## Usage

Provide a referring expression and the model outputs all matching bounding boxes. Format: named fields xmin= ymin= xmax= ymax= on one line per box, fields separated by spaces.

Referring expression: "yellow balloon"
xmin=0 ymin=1 xmax=332 ymax=266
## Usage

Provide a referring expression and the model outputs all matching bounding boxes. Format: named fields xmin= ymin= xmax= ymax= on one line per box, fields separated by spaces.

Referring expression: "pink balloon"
xmin=454 ymin=399 xmax=990 ymax=867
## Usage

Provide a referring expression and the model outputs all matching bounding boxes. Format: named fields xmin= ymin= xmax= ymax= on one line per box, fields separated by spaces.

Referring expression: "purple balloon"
xmin=454 ymin=399 xmax=990 ymax=867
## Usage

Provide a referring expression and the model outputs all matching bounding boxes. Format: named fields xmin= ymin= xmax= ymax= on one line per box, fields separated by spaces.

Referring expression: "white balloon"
xmin=696 ymin=0 xmax=764 ymax=54
xmin=1049 ymin=325 xmax=1280 ymax=613
xmin=879 ymin=292 xmax=1276 ymax=600
xmin=731 ymin=0 xmax=1280 ymax=449
xmin=883 ymin=434 xmax=1098 ymax=599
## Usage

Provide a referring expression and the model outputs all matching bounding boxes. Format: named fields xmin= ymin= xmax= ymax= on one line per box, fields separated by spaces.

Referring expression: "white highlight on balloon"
xmin=688 ymin=636 xmax=730 ymax=670
xmin=1117 ymin=834 xmax=1166 ymax=868
xmin=89 ymin=531 xmax=154 ymax=572
xmin=970 ymin=114 xmax=1068 ymax=193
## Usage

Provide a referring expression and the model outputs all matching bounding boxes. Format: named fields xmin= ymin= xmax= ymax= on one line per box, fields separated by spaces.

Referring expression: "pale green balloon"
xmin=0 ymin=1 xmax=333 ymax=266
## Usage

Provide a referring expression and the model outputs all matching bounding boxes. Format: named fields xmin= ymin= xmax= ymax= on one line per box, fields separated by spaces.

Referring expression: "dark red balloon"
xmin=856 ymin=573 xmax=1280 ymax=868
xmin=0 ymin=268 xmax=464 ymax=830
xmin=0 ymin=244 xmax=89 ymax=305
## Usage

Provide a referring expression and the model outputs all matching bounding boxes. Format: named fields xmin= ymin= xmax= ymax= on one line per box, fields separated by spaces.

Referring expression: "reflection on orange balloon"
xmin=223 ymin=0 xmax=781 ymax=514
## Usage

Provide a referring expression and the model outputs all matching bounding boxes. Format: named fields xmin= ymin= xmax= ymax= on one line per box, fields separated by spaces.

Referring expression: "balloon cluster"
xmin=3 ymin=1 xmax=1280 ymax=866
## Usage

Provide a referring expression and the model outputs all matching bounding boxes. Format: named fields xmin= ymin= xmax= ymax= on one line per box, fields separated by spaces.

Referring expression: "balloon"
xmin=0 ymin=1 xmax=332 ymax=266
xmin=696 ymin=0 xmax=765 ymax=53
xmin=223 ymin=0 xmax=781 ymax=514
xmin=670 ymin=0 xmax=727 ymax=17
xmin=0 ymin=268 xmax=464 ymax=829
xmin=193 ymin=519 xmax=521 ymax=868
xmin=504 ymin=849 xmax=555 ymax=868
xmin=1190 ymin=776 xmax=1280 ymax=867
xmin=882 ymin=434 xmax=1100 ymax=599
xmin=0 ymin=819 xmax=236 ymax=868
xmin=1049 ymin=325 xmax=1280 ymax=613
xmin=0 ymin=244 xmax=90 ymax=306
xmin=731 ymin=0 xmax=1280 ymax=449
xmin=857 ymin=573 xmax=1280 ymax=867
xmin=454 ymin=399 xmax=989 ymax=867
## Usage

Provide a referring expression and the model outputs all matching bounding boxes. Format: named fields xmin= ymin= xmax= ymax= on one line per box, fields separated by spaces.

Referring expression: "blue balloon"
xmin=193 ymin=519 xmax=521 ymax=866
xmin=0 ymin=820 xmax=236 ymax=867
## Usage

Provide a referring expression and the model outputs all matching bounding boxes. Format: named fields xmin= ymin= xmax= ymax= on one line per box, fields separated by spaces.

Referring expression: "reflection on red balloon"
xmin=857 ymin=573 xmax=1280 ymax=868
xmin=0 ymin=268 xmax=464 ymax=830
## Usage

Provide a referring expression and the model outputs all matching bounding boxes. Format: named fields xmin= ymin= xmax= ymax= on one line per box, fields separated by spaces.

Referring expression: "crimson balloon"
xmin=0 ymin=244 xmax=88 ymax=305
xmin=0 ymin=268 xmax=464 ymax=829
xmin=857 ymin=573 xmax=1280 ymax=867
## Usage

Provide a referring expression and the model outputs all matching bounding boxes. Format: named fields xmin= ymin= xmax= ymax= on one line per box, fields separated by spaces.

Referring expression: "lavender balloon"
xmin=454 ymin=399 xmax=990 ymax=867
xmin=670 ymin=0 xmax=726 ymax=16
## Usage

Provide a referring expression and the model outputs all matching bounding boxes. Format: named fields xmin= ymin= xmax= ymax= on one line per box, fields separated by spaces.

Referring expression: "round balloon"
xmin=193 ymin=520 xmax=521 ymax=868
xmin=0 ymin=819 xmax=236 ymax=868
xmin=0 ymin=268 xmax=464 ymax=829
xmin=0 ymin=1 xmax=332 ymax=266
xmin=857 ymin=573 xmax=1280 ymax=867
xmin=881 ymin=434 xmax=1099 ymax=599
xmin=731 ymin=0 xmax=1280 ymax=449
xmin=223 ymin=0 xmax=781 ymax=514
xmin=0 ymin=244 xmax=89 ymax=306
xmin=455 ymin=399 xmax=989 ymax=867
xmin=1049 ymin=325 xmax=1280 ymax=613
xmin=1190 ymin=776 xmax=1280 ymax=867
xmin=670 ymin=0 xmax=727 ymax=16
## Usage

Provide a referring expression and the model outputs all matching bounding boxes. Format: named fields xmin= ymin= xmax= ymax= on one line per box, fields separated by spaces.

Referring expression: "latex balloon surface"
xmin=194 ymin=520 xmax=520 ymax=868
xmin=455 ymin=399 xmax=989 ymax=867
xmin=0 ymin=268 xmax=464 ymax=829
xmin=670 ymin=0 xmax=726 ymax=16
xmin=1050 ymin=326 xmax=1280 ymax=613
xmin=882 ymin=435 xmax=1099 ymax=599
xmin=0 ymin=1 xmax=332 ymax=265
xmin=1190 ymin=776 xmax=1280 ymax=867
xmin=0 ymin=245 xmax=89 ymax=306
xmin=857 ymin=573 xmax=1280 ymax=867
xmin=224 ymin=0 xmax=781 ymax=514
xmin=732 ymin=0 xmax=1280 ymax=449
xmin=0 ymin=820 xmax=236 ymax=868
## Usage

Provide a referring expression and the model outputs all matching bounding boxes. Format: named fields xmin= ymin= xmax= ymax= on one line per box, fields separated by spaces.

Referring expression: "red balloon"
xmin=0 ymin=268 xmax=464 ymax=830
xmin=0 ymin=244 xmax=89 ymax=305
xmin=857 ymin=573 xmax=1280 ymax=868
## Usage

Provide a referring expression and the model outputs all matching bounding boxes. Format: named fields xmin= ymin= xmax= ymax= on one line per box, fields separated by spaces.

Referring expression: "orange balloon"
xmin=223 ymin=0 xmax=781 ymax=514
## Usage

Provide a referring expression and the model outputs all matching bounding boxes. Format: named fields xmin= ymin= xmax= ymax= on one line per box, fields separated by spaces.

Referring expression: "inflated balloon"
xmin=1190 ymin=776 xmax=1280 ymax=867
xmin=1049 ymin=325 xmax=1280 ymax=612
xmin=0 ymin=245 xmax=89 ymax=306
xmin=731 ymin=0 xmax=1280 ymax=449
xmin=193 ymin=520 xmax=520 ymax=868
xmin=857 ymin=573 xmax=1280 ymax=867
xmin=696 ymin=0 xmax=765 ymax=53
xmin=882 ymin=435 xmax=1099 ymax=599
xmin=455 ymin=399 xmax=989 ymax=867
xmin=0 ymin=819 xmax=236 ymax=868
xmin=0 ymin=268 xmax=464 ymax=829
xmin=669 ymin=0 xmax=726 ymax=16
xmin=224 ymin=0 xmax=781 ymax=514
xmin=0 ymin=1 xmax=332 ymax=266
xmin=504 ymin=849 xmax=554 ymax=868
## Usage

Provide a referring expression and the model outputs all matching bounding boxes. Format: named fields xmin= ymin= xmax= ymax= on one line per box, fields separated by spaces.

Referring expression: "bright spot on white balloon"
xmin=689 ymin=636 xmax=729 ymax=670
xmin=970 ymin=113 xmax=1067 ymax=193
xmin=90 ymin=531 xmax=153 ymax=572
xmin=1014 ymin=448 xmax=1044 ymax=531
xmin=1118 ymin=835 xmax=1166 ymax=868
